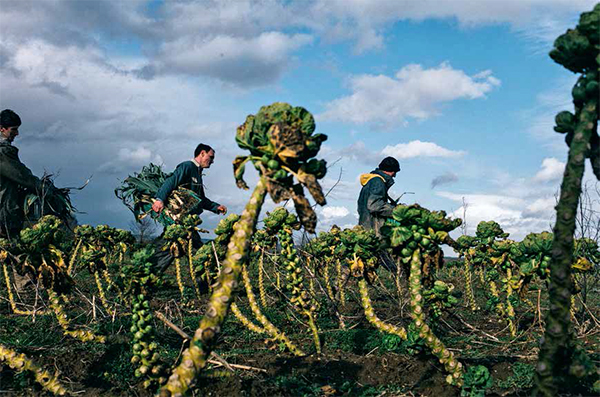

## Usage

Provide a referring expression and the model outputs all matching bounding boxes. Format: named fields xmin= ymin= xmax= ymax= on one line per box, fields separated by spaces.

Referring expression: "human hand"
xmin=152 ymin=199 xmax=164 ymax=213
xmin=217 ymin=205 xmax=227 ymax=215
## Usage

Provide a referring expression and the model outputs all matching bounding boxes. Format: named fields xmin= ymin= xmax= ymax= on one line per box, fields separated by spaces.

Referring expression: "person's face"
xmin=0 ymin=126 xmax=19 ymax=142
xmin=197 ymin=149 xmax=215 ymax=168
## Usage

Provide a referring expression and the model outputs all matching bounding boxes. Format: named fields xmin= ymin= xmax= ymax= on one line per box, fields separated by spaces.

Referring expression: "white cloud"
xmin=320 ymin=206 xmax=350 ymax=219
xmin=148 ymin=32 xmax=313 ymax=85
xmin=320 ymin=63 xmax=500 ymax=127
xmin=437 ymin=191 xmax=554 ymax=241
xmin=311 ymin=0 xmax=596 ymax=52
xmin=533 ymin=157 xmax=565 ymax=182
xmin=382 ymin=141 xmax=466 ymax=159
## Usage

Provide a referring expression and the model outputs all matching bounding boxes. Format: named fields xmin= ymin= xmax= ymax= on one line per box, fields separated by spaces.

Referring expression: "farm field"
xmin=1 ymin=3 xmax=600 ymax=397
xmin=0 ymin=210 xmax=598 ymax=396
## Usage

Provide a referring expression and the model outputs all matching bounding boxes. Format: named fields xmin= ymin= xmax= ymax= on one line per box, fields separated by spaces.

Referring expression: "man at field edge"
xmin=150 ymin=143 xmax=227 ymax=273
xmin=357 ymin=156 xmax=400 ymax=237
xmin=357 ymin=156 xmax=401 ymax=273
xmin=0 ymin=109 xmax=42 ymax=240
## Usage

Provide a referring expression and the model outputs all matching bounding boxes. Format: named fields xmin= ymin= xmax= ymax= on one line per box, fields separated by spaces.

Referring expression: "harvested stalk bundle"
xmin=115 ymin=163 xmax=202 ymax=226
xmin=23 ymin=172 xmax=83 ymax=226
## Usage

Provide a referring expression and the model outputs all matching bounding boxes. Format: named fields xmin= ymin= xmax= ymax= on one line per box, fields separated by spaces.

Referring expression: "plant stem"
xmin=160 ymin=177 xmax=267 ymax=397
xmin=535 ymin=98 xmax=598 ymax=396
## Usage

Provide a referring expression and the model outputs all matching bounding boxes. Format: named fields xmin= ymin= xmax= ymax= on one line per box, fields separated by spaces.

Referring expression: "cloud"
xmin=99 ymin=147 xmax=164 ymax=175
xmin=320 ymin=206 xmax=350 ymax=219
xmin=1 ymin=0 xmax=592 ymax=87
xmin=382 ymin=141 xmax=467 ymax=159
xmin=437 ymin=191 xmax=555 ymax=241
xmin=320 ymin=63 xmax=500 ymax=127
xmin=311 ymin=0 xmax=596 ymax=52
xmin=144 ymin=32 xmax=313 ymax=86
xmin=431 ymin=172 xmax=459 ymax=189
xmin=533 ymin=157 xmax=565 ymax=182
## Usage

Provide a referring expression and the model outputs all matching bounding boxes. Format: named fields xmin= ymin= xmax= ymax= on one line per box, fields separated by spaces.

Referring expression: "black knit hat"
xmin=0 ymin=109 xmax=21 ymax=128
xmin=378 ymin=156 xmax=400 ymax=172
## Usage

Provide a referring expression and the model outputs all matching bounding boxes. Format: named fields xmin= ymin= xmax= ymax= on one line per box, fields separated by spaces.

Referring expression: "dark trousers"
xmin=150 ymin=231 xmax=203 ymax=273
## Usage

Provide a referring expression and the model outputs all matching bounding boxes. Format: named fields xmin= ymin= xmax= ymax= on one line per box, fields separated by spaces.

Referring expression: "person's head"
xmin=378 ymin=156 xmax=400 ymax=177
xmin=194 ymin=143 xmax=215 ymax=168
xmin=0 ymin=109 xmax=21 ymax=143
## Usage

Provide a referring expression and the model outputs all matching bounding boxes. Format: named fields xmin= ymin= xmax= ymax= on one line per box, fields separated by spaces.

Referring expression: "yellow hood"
xmin=360 ymin=173 xmax=385 ymax=186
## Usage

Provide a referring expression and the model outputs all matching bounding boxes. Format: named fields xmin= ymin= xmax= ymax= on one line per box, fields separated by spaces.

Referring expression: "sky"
xmin=0 ymin=0 xmax=598 ymax=245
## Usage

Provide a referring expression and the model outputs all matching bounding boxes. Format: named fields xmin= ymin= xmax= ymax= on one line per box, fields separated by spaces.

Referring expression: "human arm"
xmin=365 ymin=179 xmax=395 ymax=218
xmin=0 ymin=146 xmax=41 ymax=191
xmin=200 ymin=197 xmax=225 ymax=214
xmin=153 ymin=163 xmax=189 ymax=212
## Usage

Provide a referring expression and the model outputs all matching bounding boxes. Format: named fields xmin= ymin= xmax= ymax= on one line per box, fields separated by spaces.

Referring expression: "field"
xmin=1 ymin=230 xmax=598 ymax=396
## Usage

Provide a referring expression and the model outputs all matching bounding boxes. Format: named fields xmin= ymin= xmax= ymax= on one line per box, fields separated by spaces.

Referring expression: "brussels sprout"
xmin=274 ymin=169 xmax=287 ymax=179
xmin=267 ymin=160 xmax=280 ymax=170
xmin=573 ymin=84 xmax=587 ymax=104
xmin=555 ymin=111 xmax=576 ymax=134
xmin=586 ymin=80 xmax=599 ymax=97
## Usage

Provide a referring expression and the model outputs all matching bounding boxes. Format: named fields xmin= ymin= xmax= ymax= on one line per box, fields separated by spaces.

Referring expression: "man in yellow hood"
xmin=357 ymin=157 xmax=400 ymax=236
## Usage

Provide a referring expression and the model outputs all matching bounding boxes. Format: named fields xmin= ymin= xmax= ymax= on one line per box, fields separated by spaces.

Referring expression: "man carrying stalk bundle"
xmin=357 ymin=156 xmax=401 ymax=272
xmin=150 ymin=143 xmax=227 ymax=272
xmin=0 ymin=109 xmax=42 ymax=240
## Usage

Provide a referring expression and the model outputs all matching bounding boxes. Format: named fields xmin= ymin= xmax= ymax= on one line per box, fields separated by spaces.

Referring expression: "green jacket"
xmin=357 ymin=169 xmax=395 ymax=236
xmin=156 ymin=160 xmax=221 ymax=215
xmin=0 ymin=139 xmax=41 ymax=235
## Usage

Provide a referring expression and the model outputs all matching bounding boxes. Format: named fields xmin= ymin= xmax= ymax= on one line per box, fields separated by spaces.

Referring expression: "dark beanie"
xmin=378 ymin=156 xmax=400 ymax=172
xmin=0 ymin=109 xmax=21 ymax=128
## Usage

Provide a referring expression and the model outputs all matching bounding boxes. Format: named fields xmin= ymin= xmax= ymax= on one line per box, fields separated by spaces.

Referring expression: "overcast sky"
xmin=1 ymin=0 xmax=598 ymax=244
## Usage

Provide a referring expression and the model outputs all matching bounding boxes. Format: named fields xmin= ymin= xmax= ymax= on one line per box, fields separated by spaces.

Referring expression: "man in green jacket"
xmin=357 ymin=156 xmax=400 ymax=237
xmin=0 ymin=109 xmax=42 ymax=239
xmin=357 ymin=156 xmax=400 ymax=273
xmin=151 ymin=143 xmax=227 ymax=272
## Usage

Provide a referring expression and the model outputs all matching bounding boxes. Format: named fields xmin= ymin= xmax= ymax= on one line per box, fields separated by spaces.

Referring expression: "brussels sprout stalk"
xmin=359 ymin=279 xmax=407 ymax=340
xmin=0 ymin=343 xmax=68 ymax=395
xmin=409 ymin=249 xmax=463 ymax=386
xmin=160 ymin=178 xmax=269 ymax=396
xmin=536 ymin=4 xmax=600 ymax=394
